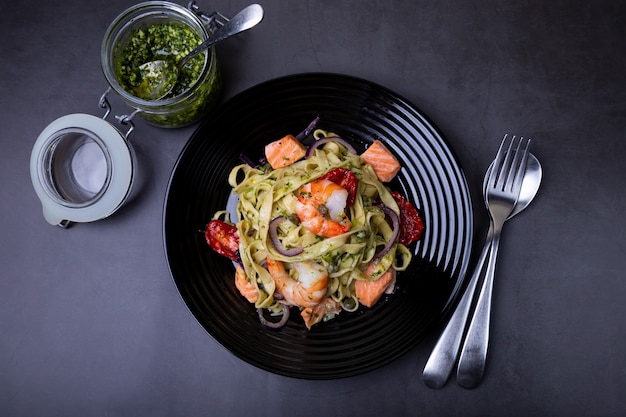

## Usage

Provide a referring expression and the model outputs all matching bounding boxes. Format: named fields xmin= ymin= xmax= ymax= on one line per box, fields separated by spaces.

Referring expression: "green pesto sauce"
xmin=113 ymin=21 xmax=222 ymax=127
xmin=116 ymin=22 xmax=204 ymax=99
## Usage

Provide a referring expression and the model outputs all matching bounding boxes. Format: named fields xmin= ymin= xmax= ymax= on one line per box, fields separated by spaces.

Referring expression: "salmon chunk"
xmin=360 ymin=140 xmax=401 ymax=182
xmin=264 ymin=134 xmax=307 ymax=169
xmin=355 ymin=265 xmax=396 ymax=308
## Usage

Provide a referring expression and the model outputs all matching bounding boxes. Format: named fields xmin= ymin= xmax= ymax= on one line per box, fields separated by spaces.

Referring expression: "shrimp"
xmin=301 ymin=297 xmax=341 ymax=329
xmin=266 ymin=257 xmax=328 ymax=308
xmin=235 ymin=264 xmax=258 ymax=304
xmin=296 ymin=178 xmax=351 ymax=238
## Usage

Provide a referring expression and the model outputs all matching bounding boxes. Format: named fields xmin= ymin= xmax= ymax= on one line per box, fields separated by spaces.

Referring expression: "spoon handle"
xmin=422 ymin=222 xmax=494 ymax=389
xmin=456 ymin=225 xmax=502 ymax=388
xmin=180 ymin=4 xmax=264 ymax=67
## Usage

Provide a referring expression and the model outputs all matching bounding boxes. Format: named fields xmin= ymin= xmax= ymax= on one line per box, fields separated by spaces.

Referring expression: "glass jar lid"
xmin=30 ymin=113 xmax=134 ymax=227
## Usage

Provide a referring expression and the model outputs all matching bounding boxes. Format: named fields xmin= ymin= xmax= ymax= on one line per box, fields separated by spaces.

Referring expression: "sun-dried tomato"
xmin=391 ymin=191 xmax=424 ymax=246
xmin=320 ymin=168 xmax=358 ymax=207
xmin=205 ymin=219 xmax=240 ymax=262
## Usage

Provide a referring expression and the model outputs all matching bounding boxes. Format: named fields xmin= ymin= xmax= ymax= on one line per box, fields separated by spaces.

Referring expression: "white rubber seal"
xmin=30 ymin=114 xmax=134 ymax=226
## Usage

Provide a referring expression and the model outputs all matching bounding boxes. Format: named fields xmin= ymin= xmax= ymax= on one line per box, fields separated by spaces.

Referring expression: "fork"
xmin=455 ymin=135 xmax=531 ymax=388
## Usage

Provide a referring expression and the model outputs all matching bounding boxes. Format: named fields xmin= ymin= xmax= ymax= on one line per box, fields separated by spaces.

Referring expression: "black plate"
xmin=163 ymin=73 xmax=473 ymax=379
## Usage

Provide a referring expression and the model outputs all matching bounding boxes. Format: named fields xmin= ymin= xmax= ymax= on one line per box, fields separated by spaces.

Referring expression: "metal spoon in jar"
xmin=422 ymin=152 xmax=542 ymax=389
xmin=136 ymin=3 xmax=264 ymax=100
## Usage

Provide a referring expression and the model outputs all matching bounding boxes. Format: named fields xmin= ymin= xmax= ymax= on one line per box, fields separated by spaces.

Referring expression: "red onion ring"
xmin=374 ymin=206 xmax=400 ymax=261
xmin=305 ymin=136 xmax=357 ymax=158
xmin=239 ymin=153 xmax=258 ymax=168
xmin=257 ymin=305 xmax=290 ymax=329
xmin=296 ymin=115 xmax=320 ymax=141
xmin=269 ymin=216 xmax=304 ymax=256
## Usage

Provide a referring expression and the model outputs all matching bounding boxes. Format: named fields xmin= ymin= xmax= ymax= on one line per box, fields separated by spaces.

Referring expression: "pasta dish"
xmin=205 ymin=117 xmax=423 ymax=329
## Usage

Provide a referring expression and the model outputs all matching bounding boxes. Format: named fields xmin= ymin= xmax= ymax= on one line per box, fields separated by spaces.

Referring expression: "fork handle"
xmin=422 ymin=222 xmax=494 ymax=389
xmin=456 ymin=225 xmax=502 ymax=388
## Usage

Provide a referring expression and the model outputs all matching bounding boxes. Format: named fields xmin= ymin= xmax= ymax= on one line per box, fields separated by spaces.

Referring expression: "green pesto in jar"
xmin=111 ymin=19 xmax=222 ymax=127
xmin=116 ymin=22 xmax=204 ymax=99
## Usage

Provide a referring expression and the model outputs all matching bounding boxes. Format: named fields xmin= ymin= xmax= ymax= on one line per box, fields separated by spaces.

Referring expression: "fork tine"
xmin=488 ymin=134 xmax=516 ymax=190
xmin=507 ymin=137 xmax=531 ymax=193
xmin=488 ymin=134 xmax=509 ymax=189
xmin=499 ymin=136 xmax=522 ymax=192
xmin=496 ymin=135 xmax=518 ymax=191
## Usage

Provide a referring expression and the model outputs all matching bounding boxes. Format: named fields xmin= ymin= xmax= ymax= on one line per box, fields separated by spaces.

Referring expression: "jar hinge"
xmin=99 ymin=87 xmax=140 ymax=140
xmin=187 ymin=0 xmax=229 ymax=31
xmin=99 ymin=87 xmax=113 ymax=120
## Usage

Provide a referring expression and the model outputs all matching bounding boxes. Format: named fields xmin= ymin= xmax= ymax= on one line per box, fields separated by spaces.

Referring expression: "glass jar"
xmin=101 ymin=1 xmax=222 ymax=128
